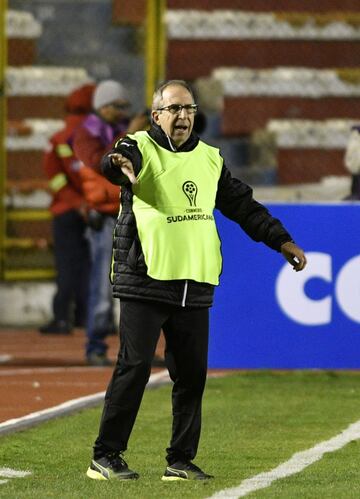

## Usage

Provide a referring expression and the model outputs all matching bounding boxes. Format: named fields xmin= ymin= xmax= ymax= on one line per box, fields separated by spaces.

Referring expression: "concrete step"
xmin=112 ymin=0 xmax=360 ymax=26
xmin=167 ymin=39 xmax=360 ymax=80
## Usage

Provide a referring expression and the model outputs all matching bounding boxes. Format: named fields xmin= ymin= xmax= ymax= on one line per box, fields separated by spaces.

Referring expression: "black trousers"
xmin=52 ymin=210 xmax=89 ymax=325
xmin=94 ymin=299 xmax=209 ymax=465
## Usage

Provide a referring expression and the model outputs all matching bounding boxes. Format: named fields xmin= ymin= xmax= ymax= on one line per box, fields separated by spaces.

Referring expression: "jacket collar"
xmin=148 ymin=122 xmax=199 ymax=152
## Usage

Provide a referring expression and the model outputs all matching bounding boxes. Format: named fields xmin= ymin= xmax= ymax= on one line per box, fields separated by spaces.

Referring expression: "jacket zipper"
xmin=167 ymin=132 xmax=185 ymax=305
xmin=181 ymin=280 xmax=188 ymax=307
xmin=166 ymin=133 xmax=176 ymax=152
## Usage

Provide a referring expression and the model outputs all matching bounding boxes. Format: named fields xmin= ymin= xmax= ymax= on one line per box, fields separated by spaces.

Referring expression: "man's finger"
xmin=109 ymin=153 xmax=123 ymax=165
xmin=292 ymin=254 xmax=306 ymax=272
xmin=121 ymin=165 xmax=137 ymax=185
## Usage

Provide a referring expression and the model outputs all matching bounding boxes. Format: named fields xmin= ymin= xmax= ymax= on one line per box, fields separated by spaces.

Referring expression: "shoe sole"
xmin=86 ymin=467 xmax=108 ymax=480
xmin=161 ymin=475 xmax=187 ymax=481
xmin=86 ymin=466 xmax=139 ymax=480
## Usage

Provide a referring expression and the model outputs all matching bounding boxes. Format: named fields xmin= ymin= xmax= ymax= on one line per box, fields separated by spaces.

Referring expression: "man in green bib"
xmin=86 ymin=80 xmax=307 ymax=482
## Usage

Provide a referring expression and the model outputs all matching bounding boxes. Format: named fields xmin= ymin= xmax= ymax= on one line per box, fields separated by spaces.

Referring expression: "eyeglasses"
xmin=157 ymin=104 xmax=198 ymax=115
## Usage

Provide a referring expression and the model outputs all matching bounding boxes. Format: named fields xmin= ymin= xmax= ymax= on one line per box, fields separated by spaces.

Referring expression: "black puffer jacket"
xmin=102 ymin=124 xmax=293 ymax=308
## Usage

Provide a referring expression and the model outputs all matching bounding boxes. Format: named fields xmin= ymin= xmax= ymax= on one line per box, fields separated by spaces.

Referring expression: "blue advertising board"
xmin=209 ymin=203 xmax=360 ymax=369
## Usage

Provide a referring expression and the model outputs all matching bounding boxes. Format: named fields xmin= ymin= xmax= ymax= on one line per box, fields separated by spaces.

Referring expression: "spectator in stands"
xmin=73 ymin=80 xmax=149 ymax=366
xmin=86 ymin=80 xmax=307 ymax=481
xmin=344 ymin=125 xmax=360 ymax=200
xmin=39 ymin=83 xmax=95 ymax=335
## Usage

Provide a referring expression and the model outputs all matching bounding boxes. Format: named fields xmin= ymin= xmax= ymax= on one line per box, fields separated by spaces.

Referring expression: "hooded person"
xmin=39 ymin=83 xmax=96 ymax=335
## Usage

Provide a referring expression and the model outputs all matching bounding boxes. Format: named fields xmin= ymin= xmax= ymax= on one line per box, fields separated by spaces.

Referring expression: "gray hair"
xmin=152 ymin=80 xmax=195 ymax=110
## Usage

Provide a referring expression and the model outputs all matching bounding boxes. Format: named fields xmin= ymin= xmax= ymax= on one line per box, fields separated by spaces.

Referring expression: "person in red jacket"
xmin=73 ymin=80 xmax=149 ymax=366
xmin=39 ymin=83 xmax=95 ymax=335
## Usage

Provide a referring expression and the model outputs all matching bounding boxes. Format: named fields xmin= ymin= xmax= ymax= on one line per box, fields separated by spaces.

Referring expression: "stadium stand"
xmin=267 ymin=119 xmax=355 ymax=184
xmin=114 ymin=1 xmax=360 ymax=187
xmin=167 ymin=0 xmax=360 ymax=10
xmin=212 ymin=67 xmax=360 ymax=135
xmin=1 ymin=0 xmax=359 ymax=321
xmin=112 ymin=0 xmax=360 ymax=24
xmin=164 ymin=6 xmax=360 ymax=186
xmin=166 ymin=11 xmax=360 ymax=79
xmin=5 ymin=10 xmax=92 ymax=280
xmin=7 ymin=9 xmax=40 ymax=65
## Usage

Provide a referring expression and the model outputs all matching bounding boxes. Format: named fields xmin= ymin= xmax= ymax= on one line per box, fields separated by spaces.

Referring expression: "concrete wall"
xmin=0 ymin=282 xmax=55 ymax=326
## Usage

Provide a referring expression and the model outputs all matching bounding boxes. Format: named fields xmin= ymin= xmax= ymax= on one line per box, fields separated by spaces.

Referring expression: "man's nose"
xmin=178 ymin=107 xmax=187 ymax=117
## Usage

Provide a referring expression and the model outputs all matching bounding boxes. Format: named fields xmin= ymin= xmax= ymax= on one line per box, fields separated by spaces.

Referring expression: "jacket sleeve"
xmin=215 ymin=163 xmax=293 ymax=252
xmin=43 ymin=139 xmax=62 ymax=178
xmin=73 ymin=126 xmax=116 ymax=173
xmin=101 ymin=136 xmax=143 ymax=185
xmin=43 ymin=138 xmax=69 ymax=192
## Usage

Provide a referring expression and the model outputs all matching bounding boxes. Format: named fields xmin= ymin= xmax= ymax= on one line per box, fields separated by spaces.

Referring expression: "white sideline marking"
xmin=208 ymin=418 xmax=360 ymax=498
xmin=0 ymin=468 xmax=31 ymax=478
xmin=0 ymin=370 xmax=169 ymax=435
xmin=0 ymin=467 xmax=31 ymax=487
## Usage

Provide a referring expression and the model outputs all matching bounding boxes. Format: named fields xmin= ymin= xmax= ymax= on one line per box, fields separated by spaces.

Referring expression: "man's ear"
xmin=151 ymin=110 xmax=160 ymax=125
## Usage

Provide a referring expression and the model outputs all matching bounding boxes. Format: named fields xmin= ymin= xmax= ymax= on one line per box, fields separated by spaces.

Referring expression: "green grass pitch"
xmin=1 ymin=371 xmax=360 ymax=498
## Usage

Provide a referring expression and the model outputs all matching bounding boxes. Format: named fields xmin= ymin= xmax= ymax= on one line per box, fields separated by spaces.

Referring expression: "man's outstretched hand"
xmin=280 ymin=241 xmax=307 ymax=272
xmin=109 ymin=153 xmax=137 ymax=184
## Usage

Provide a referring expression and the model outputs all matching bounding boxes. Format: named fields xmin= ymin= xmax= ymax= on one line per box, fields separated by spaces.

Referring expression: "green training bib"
xmin=129 ymin=131 xmax=223 ymax=285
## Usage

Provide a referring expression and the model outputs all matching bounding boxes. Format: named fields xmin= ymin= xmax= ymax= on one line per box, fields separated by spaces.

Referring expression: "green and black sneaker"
xmin=162 ymin=461 xmax=213 ymax=481
xmin=86 ymin=452 xmax=139 ymax=480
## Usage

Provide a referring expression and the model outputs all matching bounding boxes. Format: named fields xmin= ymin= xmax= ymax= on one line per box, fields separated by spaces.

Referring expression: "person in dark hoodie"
xmin=39 ymin=83 xmax=95 ymax=335
xmin=86 ymin=80 xmax=307 ymax=481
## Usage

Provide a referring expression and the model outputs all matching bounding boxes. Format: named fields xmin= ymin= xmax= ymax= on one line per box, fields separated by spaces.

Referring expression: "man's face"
xmin=152 ymin=85 xmax=196 ymax=147
xmin=99 ymin=100 xmax=130 ymax=124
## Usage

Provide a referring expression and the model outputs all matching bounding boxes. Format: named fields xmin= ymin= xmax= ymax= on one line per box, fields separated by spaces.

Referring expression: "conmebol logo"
xmin=276 ymin=252 xmax=360 ymax=326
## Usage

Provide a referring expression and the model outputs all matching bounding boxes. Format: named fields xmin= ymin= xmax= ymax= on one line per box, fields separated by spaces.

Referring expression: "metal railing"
xmin=0 ymin=0 xmax=7 ymax=280
xmin=145 ymin=0 xmax=166 ymax=107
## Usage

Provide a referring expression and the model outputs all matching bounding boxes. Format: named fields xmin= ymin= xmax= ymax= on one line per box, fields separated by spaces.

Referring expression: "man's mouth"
xmin=174 ymin=125 xmax=188 ymax=132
